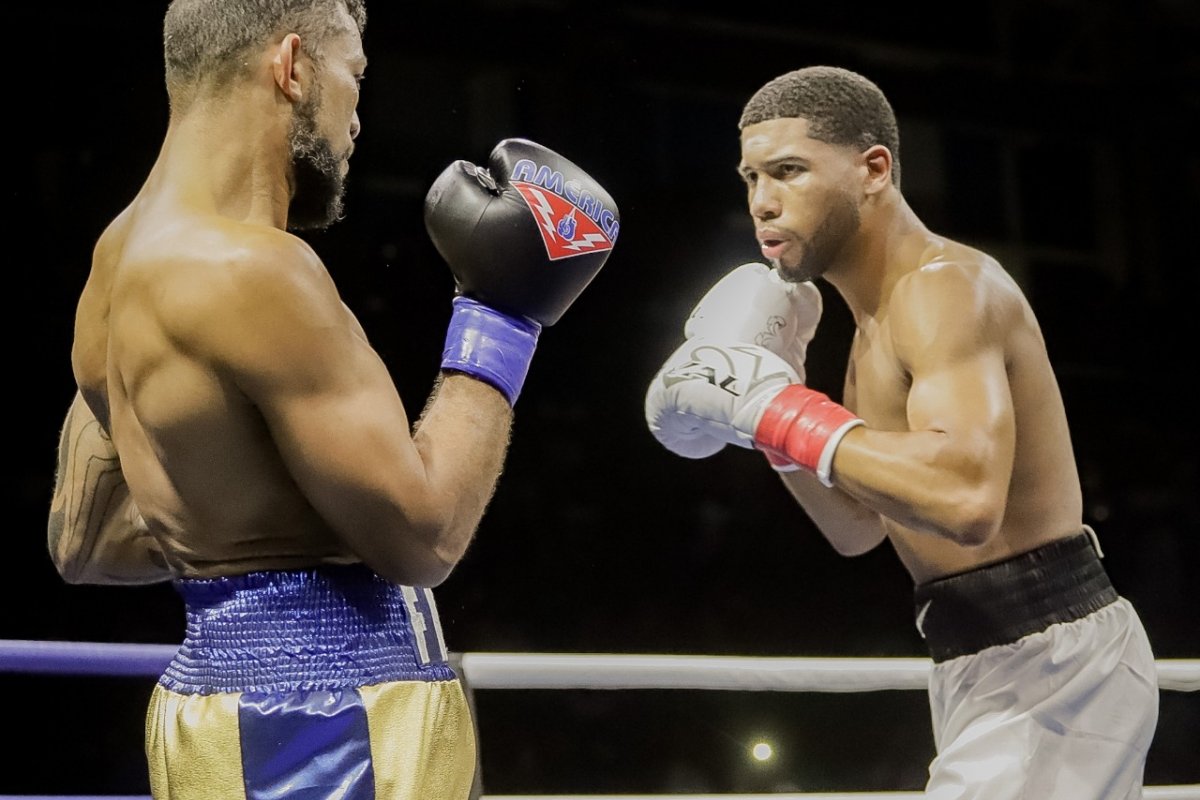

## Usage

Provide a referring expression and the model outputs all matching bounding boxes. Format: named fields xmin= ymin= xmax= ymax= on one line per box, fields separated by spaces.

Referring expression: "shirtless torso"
xmin=646 ymin=64 xmax=1157 ymax=799
xmin=72 ymin=198 xmax=361 ymax=578
xmin=839 ymin=237 xmax=1082 ymax=582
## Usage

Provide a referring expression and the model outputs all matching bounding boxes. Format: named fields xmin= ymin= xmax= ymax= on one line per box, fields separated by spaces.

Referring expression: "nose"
xmin=749 ymin=177 xmax=780 ymax=221
xmin=350 ymin=111 xmax=361 ymax=141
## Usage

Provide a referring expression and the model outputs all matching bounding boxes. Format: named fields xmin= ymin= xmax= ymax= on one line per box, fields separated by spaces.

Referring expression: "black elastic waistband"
xmin=913 ymin=531 xmax=1118 ymax=663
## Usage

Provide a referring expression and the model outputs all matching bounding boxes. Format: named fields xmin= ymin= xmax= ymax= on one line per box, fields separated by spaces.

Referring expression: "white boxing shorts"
xmin=915 ymin=530 xmax=1159 ymax=800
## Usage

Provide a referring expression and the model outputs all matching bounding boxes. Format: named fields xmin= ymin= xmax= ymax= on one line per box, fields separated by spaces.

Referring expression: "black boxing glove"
xmin=425 ymin=138 xmax=619 ymax=326
xmin=425 ymin=138 xmax=619 ymax=405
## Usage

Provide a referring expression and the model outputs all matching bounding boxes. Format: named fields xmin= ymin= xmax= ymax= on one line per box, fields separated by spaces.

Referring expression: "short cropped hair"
xmin=739 ymin=66 xmax=901 ymax=187
xmin=163 ymin=0 xmax=367 ymax=108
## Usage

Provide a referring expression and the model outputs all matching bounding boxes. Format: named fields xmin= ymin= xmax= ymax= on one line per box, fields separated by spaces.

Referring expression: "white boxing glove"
xmin=683 ymin=262 xmax=822 ymax=381
xmin=644 ymin=339 xmax=800 ymax=459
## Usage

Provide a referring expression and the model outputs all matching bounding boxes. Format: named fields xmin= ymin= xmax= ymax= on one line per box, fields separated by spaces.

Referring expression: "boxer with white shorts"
xmin=918 ymin=529 xmax=1157 ymax=798
xmin=644 ymin=65 xmax=1158 ymax=798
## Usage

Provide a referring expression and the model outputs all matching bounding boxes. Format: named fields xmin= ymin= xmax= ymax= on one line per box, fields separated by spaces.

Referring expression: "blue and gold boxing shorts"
xmin=145 ymin=565 xmax=477 ymax=800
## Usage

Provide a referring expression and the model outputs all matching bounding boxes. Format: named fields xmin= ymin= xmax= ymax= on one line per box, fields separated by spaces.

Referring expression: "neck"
xmin=823 ymin=188 xmax=934 ymax=321
xmin=148 ymin=86 xmax=293 ymax=229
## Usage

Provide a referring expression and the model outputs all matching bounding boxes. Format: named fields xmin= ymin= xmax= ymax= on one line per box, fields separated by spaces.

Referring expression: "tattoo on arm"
xmin=45 ymin=400 xmax=77 ymax=556
xmin=48 ymin=393 xmax=169 ymax=585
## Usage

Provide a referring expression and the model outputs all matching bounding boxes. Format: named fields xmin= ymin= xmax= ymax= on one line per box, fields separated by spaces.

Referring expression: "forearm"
xmin=778 ymin=468 xmax=887 ymax=556
xmin=830 ymin=427 xmax=1005 ymax=545
xmin=754 ymin=381 xmax=1006 ymax=546
xmin=48 ymin=391 xmax=172 ymax=585
xmin=410 ymin=373 xmax=514 ymax=571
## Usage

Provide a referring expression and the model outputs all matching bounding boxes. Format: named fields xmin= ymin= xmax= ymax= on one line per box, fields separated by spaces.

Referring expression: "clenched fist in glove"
xmin=644 ymin=339 xmax=801 ymax=460
xmin=684 ymin=262 xmax=822 ymax=381
xmin=646 ymin=263 xmax=863 ymax=487
xmin=425 ymin=138 xmax=618 ymax=405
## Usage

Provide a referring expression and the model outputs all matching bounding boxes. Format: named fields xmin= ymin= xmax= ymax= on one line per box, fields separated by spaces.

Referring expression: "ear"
xmin=861 ymin=144 xmax=893 ymax=195
xmin=272 ymin=33 xmax=304 ymax=102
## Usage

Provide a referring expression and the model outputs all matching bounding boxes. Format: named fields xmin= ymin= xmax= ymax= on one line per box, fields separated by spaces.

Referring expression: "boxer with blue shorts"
xmin=145 ymin=567 xmax=476 ymax=799
xmin=47 ymin=1 xmax=618 ymax=797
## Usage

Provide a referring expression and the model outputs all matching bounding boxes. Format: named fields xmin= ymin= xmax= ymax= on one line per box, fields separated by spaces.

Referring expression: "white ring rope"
xmin=2 ymin=640 xmax=1198 ymax=692
xmin=460 ymin=652 xmax=1200 ymax=692
xmin=2 ymin=640 xmax=1196 ymax=800
xmin=482 ymin=792 xmax=1200 ymax=800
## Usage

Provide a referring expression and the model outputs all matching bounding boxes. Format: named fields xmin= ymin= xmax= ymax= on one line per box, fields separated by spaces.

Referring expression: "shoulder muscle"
xmin=160 ymin=227 xmax=364 ymax=394
xmin=888 ymin=257 xmax=1022 ymax=372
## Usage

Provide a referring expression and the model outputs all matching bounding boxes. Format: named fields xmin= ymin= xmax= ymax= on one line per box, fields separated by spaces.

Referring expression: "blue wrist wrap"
xmin=441 ymin=296 xmax=542 ymax=406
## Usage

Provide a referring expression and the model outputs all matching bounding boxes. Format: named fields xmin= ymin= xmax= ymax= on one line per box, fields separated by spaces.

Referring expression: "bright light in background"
xmin=751 ymin=741 xmax=774 ymax=762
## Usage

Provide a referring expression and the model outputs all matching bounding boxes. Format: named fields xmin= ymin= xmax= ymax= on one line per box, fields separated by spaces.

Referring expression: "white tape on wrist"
xmin=815 ymin=418 xmax=865 ymax=488
xmin=767 ymin=451 xmax=801 ymax=472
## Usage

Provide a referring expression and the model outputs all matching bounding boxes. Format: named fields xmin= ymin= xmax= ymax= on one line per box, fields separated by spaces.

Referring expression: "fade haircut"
xmin=163 ymin=0 xmax=367 ymax=110
xmin=739 ymin=66 xmax=901 ymax=188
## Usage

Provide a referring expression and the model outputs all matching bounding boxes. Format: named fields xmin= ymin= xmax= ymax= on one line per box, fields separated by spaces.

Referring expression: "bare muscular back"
xmin=73 ymin=194 xmax=359 ymax=578
xmin=844 ymin=239 xmax=1083 ymax=582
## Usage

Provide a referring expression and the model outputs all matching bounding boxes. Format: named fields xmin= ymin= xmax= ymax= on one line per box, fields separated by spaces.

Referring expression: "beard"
xmin=286 ymin=94 xmax=347 ymax=232
xmin=775 ymin=192 xmax=860 ymax=283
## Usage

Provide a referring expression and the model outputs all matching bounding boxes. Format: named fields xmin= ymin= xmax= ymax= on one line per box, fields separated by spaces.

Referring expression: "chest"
xmin=847 ymin=320 xmax=910 ymax=430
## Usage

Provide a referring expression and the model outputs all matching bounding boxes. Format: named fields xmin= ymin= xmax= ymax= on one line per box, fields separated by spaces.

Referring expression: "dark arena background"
xmin=8 ymin=0 xmax=1199 ymax=795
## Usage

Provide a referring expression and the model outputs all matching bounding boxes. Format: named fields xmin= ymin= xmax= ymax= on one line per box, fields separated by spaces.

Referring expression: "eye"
xmin=777 ymin=163 xmax=805 ymax=178
xmin=741 ymin=171 xmax=758 ymax=186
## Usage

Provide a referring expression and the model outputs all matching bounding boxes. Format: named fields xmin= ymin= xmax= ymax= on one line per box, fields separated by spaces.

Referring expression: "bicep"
xmin=902 ymin=320 xmax=1016 ymax=488
xmin=201 ymin=254 xmax=465 ymax=577
xmin=180 ymin=242 xmax=452 ymax=580
xmin=234 ymin=317 xmax=434 ymax=539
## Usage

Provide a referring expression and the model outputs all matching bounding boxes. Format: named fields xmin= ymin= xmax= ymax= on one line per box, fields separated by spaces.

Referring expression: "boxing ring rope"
xmin=6 ymin=795 xmax=1200 ymax=800
xmin=3 ymin=639 xmax=1199 ymax=691
xmin=2 ymin=639 xmax=1198 ymax=800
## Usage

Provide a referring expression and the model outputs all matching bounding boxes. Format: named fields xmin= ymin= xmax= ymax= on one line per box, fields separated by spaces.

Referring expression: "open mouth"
xmin=759 ymin=237 xmax=787 ymax=259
